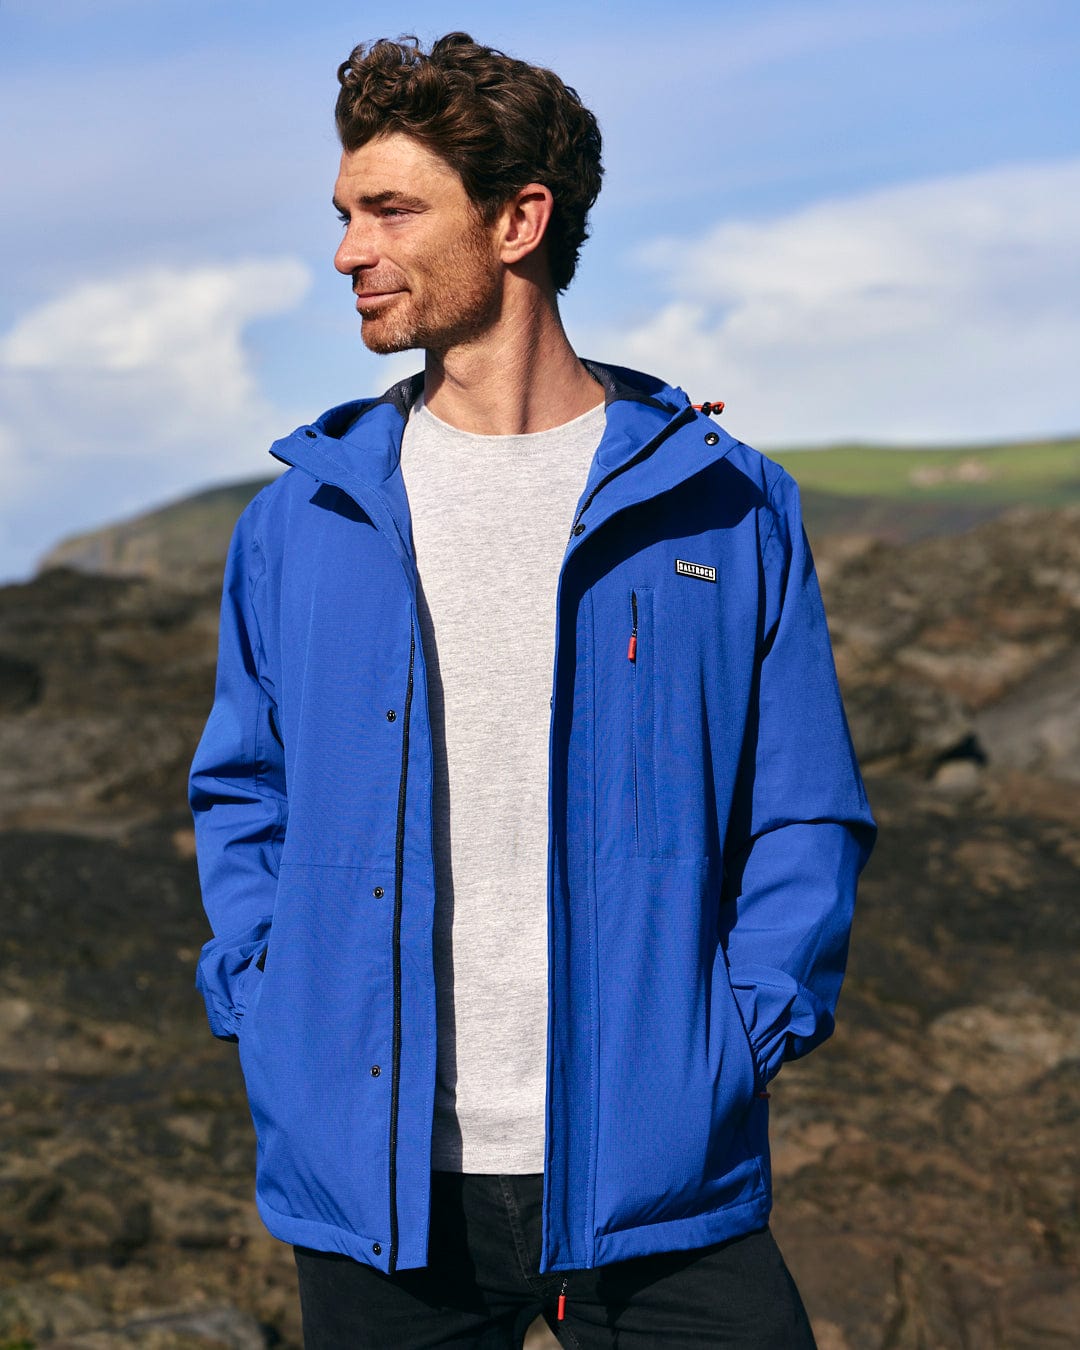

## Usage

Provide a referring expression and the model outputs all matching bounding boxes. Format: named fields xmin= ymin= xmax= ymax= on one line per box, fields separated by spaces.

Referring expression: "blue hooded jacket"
xmin=190 ymin=362 xmax=875 ymax=1276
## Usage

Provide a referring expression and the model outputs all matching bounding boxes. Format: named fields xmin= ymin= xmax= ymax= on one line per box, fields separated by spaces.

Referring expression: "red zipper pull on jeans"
xmin=557 ymin=1276 xmax=568 ymax=1321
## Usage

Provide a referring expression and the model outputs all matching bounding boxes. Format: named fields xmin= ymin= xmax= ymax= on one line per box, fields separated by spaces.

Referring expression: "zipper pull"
xmin=627 ymin=590 xmax=638 ymax=662
xmin=557 ymin=1276 xmax=568 ymax=1321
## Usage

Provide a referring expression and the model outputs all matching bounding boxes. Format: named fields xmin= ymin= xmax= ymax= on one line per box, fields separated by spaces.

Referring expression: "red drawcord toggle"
xmin=557 ymin=1278 xmax=568 ymax=1321
xmin=627 ymin=633 xmax=637 ymax=662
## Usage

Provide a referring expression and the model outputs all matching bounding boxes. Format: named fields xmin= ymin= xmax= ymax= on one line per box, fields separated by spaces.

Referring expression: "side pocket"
xmin=195 ymin=918 xmax=272 ymax=1041
xmin=630 ymin=587 xmax=658 ymax=857
xmin=267 ymin=703 xmax=285 ymax=750
xmin=239 ymin=940 xmax=268 ymax=1025
xmin=719 ymin=953 xmax=763 ymax=1101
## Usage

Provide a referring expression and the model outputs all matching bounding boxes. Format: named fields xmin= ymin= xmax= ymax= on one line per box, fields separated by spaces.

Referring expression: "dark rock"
xmin=976 ymin=644 xmax=1080 ymax=782
xmin=0 ymin=1175 xmax=62 ymax=1255
xmin=0 ymin=569 xmax=219 ymax=830
xmin=936 ymin=1084 xmax=992 ymax=1148
xmin=0 ymin=651 xmax=42 ymax=711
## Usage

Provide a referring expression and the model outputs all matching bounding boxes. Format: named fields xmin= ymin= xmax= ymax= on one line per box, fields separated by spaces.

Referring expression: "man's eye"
xmin=336 ymin=211 xmax=349 ymax=227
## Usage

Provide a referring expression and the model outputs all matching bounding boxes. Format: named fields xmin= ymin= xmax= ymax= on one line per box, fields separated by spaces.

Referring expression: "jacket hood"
xmin=266 ymin=362 xmax=733 ymax=546
xmin=272 ymin=363 xmax=697 ymax=479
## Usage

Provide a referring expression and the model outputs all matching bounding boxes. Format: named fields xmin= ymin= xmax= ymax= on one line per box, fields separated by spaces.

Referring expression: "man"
xmin=190 ymin=32 xmax=875 ymax=1349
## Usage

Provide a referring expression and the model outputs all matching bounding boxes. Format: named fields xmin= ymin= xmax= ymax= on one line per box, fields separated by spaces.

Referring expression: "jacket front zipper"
xmin=630 ymin=588 xmax=656 ymax=855
xmin=388 ymin=627 xmax=416 ymax=1273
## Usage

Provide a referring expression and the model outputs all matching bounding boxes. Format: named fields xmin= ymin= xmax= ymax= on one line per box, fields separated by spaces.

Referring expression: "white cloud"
xmin=2 ymin=259 xmax=309 ymax=420
xmin=585 ymin=160 xmax=1080 ymax=445
xmin=0 ymin=259 xmax=311 ymax=579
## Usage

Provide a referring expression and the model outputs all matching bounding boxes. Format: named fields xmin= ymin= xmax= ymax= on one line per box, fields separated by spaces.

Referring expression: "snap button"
xmin=304 ymin=428 xmax=317 ymax=439
xmin=705 ymin=431 xmax=720 ymax=446
xmin=386 ymin=710 xmax=397 ymax=722
xmin=372 ymin=886 xmax=384 ymax=899
xmin=372 ymin=1242 xmax=382 ymax=1256
xmin=573 ymin=523 xmax=585 ymax=536
xmin=370 ymin=1065 xmax=381 ymax=1077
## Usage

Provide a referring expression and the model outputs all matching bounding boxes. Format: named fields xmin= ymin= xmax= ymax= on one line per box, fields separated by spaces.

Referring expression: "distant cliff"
xmin=38 ymin=477 xmax=275 ymax=587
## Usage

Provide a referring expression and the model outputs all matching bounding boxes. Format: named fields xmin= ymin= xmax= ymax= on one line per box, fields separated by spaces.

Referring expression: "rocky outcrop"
xmin=0 ymin=568 xmax=219 ymax=831
xmin=0 ymin=500 xmax=1077 ymax=1348
xmin=0 ymin=1286 xmax=267 ymax=1350
xmin=821 ymin=504 xmax=1080 ymax=783
xmin=975 ymin=644 xmax=1080 ymax=782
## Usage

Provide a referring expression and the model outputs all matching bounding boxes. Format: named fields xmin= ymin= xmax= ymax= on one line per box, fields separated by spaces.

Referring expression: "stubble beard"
xmin=359 ymin=217 xmax=503 ymax=357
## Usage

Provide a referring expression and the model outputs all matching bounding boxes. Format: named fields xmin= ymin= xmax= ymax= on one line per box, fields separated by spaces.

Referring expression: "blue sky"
xmin=1 ymin=0 xmax=1078 ymax=579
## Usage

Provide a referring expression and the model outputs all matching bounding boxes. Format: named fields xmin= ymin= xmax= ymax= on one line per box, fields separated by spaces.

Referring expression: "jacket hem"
xmin=253 ymin=1192 xmax=426 ymax=1273
xmin=542 ymin=1189 xmax=772 ymax=1273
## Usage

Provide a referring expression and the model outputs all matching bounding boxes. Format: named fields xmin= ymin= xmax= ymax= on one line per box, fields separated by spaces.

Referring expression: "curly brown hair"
xmin=335 ymin=33 xmax=603 ymax=293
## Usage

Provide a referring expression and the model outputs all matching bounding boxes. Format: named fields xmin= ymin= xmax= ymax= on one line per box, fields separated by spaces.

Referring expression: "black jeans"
xmin=294 ymin=1172 xmax=817 ymax=1349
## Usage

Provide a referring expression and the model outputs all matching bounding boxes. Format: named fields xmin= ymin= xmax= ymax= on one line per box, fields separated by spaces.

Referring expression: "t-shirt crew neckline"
xmin=411 ymin=395 xmax=606 ymax=448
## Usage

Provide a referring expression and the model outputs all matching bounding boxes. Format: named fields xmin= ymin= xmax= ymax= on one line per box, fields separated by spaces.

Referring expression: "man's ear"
xmin=497 ymin=183 xmax=554 ymax=269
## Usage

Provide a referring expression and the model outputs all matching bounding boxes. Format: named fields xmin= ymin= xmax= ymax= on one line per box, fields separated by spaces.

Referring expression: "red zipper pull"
xmin=628 ymin=590 xmax=638 ymax=662
xmin=557 ymin=1277 xmax=568 ymax=1321
xmin=627 ymin=633 xmax=637 ymax=662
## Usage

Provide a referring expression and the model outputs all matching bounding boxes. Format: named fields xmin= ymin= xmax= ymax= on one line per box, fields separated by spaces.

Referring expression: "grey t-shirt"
xmin=400 ymin=396 xmax=606 ymax=1172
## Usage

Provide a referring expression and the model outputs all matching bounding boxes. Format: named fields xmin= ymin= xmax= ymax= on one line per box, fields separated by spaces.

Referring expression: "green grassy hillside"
xmin=769 ymin=435 xmax=1080 ymax=543
xmin=770 ymin=435 xmax=1080 ymax=505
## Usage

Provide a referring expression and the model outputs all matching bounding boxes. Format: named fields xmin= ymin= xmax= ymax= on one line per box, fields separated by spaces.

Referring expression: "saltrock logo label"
xmin=675 ymin=558 xmax=717 ymax=583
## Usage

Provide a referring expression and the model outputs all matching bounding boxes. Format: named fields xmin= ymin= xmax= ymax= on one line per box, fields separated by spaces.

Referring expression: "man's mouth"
xmin=354 ymin=289 xmax=406 ymax=312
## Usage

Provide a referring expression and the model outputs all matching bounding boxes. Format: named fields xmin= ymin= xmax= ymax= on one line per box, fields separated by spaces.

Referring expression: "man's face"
xmin=333 ymin=133 xmax=504 ymax=356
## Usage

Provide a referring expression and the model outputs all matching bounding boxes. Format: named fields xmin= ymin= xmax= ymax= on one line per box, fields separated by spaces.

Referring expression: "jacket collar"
xmin=274 ymin=362 xmax=702 ymax=475
xmin=269 ymin=362 xmax=738 ymax=555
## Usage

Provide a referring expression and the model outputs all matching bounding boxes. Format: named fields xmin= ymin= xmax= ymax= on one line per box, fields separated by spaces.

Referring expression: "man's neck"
xmin=421 ymin=290 xmax=603 ymax=435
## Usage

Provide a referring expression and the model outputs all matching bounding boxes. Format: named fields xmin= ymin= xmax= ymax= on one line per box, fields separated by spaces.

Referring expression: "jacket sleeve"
xmin=721 ymin=468 xmax=876 ymax=1086
xmin=189 ymin=496 xmax=286 ymax=1041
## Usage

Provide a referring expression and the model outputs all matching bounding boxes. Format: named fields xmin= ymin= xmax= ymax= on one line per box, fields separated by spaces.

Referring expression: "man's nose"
xmin=334 ymin=222 xmax=377 ymax=276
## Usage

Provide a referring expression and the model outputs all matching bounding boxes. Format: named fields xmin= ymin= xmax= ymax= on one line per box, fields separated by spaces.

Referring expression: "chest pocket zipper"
xmin=630 ymin=588 xmax=658 ymax=856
